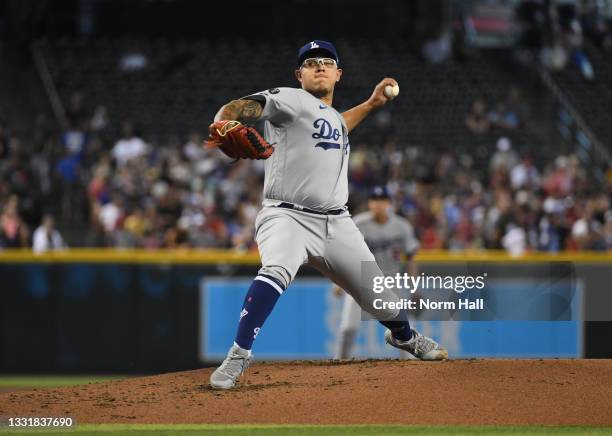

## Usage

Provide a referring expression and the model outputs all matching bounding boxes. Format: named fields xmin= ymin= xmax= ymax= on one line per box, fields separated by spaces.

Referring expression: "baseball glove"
xmin=206 ymin=120 xmax=274 ymax=160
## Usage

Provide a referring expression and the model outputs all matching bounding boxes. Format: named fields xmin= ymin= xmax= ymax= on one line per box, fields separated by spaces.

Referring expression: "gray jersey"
xmin=353 ymin=211 xmax=420 ymax=275
xmin=246 ymin=87 xmax=350 ymax=211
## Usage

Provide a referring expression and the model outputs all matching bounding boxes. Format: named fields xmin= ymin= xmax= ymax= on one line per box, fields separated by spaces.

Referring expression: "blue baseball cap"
xmin=369 ymin=186 xmax=390 ymax=200
xmin=298 ymin=40 xmax=339 ymax=66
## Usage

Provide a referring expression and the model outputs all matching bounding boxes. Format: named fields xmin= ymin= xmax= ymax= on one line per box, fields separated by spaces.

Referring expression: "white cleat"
xmin=385 ymin=328 xmax=448 ymax=361
xmin=210 ymin=343 xmax=252 ymax=390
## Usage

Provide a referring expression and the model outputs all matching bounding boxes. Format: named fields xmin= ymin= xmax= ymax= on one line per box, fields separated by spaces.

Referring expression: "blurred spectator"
xmin=483 ymin=189 xmax=513 ymax=249
xmin=571 ymin=197 xmax=606 ymax=250
xmin=0 ymin=196 xmax=29 ymax=248
xmin=123 ymin=207 xmax=148 ymax=241
xmin=98 ymin=194 xmax=123 ymax=234
xmin=32 ymin=214 xmax=65 ymax=253
xmin=540 ymin=42 xmax=569 ymax=71
xmin=579 ymin=0 xmax=610 ymax=50
xmin=60 ymin=121 xmax=88 ymax=156
xmin=487 ymin=103 xmax=519 ymax=130
xmin=422 ymin=31 xmax=453 ymax=64
xmin=543 ymin=156 xmax=573 ymax=197
xmin=156 ymin=185 xmax=183 ymax=230
xmin=164 ymin=225 xmax=190 ymax=249
xmin=539 ymin=200 xmax=570 ymax=252
xmin=505 ymin=87 xmax=528 ymax=125
xmin=502 ymin=223 xmax=527 ymax=256
xmin=565 ymin=19 xmax=594 ymax=80
xmin=55 ymin=151 xmax=81 ymax=222
xmin=465 ymin=98 xmax=490 ymax=134
xmin=511 ymin=154 xmax=540 ymax=190
xmin=88 ymin=163 xmax=111 ymax=205
xmin=490 ymin=137 xmax=519 ymax=172
xmin=112 ymin=122 xmax=148 ymax=166
xmin=183 ymin=132 xmax=205 ymax=161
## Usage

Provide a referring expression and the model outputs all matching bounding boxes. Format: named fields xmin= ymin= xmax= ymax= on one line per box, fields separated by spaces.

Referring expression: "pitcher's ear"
xmin=295 ymin=69 xmax=302 ymax=82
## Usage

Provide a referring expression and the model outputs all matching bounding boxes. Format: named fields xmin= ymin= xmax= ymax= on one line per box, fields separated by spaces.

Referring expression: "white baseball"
xmin=384 ymin=84 xmax=399 ymax=99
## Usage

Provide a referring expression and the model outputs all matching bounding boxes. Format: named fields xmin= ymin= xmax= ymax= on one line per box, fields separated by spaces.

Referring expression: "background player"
xmin=209 ymin=40 xmax=447 ymax=390
xmin=333 ymin=185 xmax=420 ymax=359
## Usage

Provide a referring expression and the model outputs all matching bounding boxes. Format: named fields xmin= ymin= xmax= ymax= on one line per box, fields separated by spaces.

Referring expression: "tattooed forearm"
xmin=214 ymin=99 xmax=263 ymax=122
xmin=215 ymin=100 xmax=241 ymax=121
xmin=239 ymin=99 xmax=263 ymax=120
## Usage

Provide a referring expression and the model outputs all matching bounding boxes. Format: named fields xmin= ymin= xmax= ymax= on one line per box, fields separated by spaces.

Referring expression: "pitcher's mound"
xmin=1 ymin=359 xmax=611 ymax=425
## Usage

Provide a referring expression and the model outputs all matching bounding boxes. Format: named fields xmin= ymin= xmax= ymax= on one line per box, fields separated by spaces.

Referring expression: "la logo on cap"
xmin=310 ymin=41 xmax=319 ymax=48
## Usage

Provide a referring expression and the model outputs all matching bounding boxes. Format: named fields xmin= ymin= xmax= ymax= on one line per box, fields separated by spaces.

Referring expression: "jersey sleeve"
xmin=401 ymin=220 xmax=420 ymax=255
xmin=241 ymin=88 xmax=301 ymax=126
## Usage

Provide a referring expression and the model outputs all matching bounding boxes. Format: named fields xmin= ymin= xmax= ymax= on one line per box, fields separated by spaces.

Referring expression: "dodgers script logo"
xmin=312 ymin=118 xmax=341 ymax=150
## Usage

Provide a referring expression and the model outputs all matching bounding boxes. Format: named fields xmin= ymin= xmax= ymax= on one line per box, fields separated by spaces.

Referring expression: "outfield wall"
xmin=0 ymin=250 xmax=610 ymax=372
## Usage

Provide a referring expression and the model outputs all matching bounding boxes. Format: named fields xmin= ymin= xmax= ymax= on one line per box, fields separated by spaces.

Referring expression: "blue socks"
xmin=233 ymin=274 xmax=411 ymax=350
xmin=380 ymin=313 xmax=412 ymax=342
xmin=234 ymin=275 xmax=284 ymax=350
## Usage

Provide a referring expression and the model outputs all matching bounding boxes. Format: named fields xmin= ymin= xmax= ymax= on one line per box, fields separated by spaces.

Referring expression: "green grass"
xmin=0 ymin=424 xmax=611 ymax=435
xmin=0 ymin=375 xmax=131 ymax=388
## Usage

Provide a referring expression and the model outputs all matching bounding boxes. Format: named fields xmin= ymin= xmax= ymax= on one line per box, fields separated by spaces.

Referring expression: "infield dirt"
xmin=1 ymin=359 xmax=611 ymax=425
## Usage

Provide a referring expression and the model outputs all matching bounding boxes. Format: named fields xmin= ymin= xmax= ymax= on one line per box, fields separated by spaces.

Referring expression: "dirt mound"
xmin=0 ymin=388 xmax=29 ymax=394
xmin=1 ymin=359 xmax=611 ymax=425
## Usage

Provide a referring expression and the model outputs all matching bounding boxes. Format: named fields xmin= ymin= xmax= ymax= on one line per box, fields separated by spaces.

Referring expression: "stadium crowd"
xmin=517 ymin=0 xmax=612 ymax=79
xmin=1 ymin=86 xmax=612 ymax=255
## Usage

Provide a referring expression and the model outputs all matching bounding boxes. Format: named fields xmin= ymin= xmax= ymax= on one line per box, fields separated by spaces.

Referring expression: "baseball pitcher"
xmin=207 ymin=40 xmax=447 ymax=390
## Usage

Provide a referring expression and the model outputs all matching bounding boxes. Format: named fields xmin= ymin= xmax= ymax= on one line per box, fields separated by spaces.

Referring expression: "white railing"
xmin=538 ymin=66 xmax=612 ymax=166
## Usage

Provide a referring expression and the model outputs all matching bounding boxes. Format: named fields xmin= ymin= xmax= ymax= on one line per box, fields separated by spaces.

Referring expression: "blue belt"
xmin=277 ymin=202 xmax=346 ymax=216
